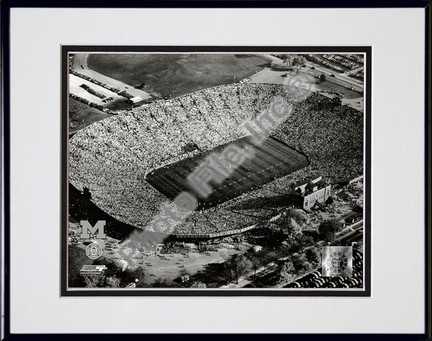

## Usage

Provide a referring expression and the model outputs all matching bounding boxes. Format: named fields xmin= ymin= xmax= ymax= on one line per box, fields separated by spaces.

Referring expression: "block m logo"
xmin=80 ymin=220 xmax=106 ymax=240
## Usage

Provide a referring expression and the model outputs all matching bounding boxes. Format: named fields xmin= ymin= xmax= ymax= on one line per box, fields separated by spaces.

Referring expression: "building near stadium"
xmin=130 ymin=96 xmax=143 ymax=104
xmin=290 ymin=175 xmax=331 ymax=210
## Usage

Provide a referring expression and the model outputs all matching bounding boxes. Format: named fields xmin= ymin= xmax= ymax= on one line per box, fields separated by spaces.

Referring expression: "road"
xmin=303 ymin=61 xmax=364 ymax=91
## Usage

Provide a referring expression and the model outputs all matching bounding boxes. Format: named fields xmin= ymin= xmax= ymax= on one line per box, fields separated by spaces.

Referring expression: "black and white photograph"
xmin=63 ymin=48 xmax=370 ymax=294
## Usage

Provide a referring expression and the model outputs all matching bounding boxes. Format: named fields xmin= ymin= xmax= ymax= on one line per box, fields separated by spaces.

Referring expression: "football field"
xmin=146 ymin=136 xmax=309 ymax=210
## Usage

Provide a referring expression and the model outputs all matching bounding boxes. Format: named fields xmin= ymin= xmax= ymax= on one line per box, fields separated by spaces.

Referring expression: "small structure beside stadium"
xmin=129 ymin=96 xmax=143 ymax=104
xmin=290 ymin=175 xmax=331 ymax=210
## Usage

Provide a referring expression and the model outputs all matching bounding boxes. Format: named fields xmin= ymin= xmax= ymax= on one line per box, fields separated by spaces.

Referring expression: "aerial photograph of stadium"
xmin=64 ymin=49 xmax=369 ymax=294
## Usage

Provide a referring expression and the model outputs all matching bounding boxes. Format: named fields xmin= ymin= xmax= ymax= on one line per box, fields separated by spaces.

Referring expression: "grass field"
xmin=69 ymin=98 xmax=110 ymax=134
xmin=145 ymin=136 xmax=309 ymax=210
xmin=87 ymin=54 xmax=269 ymax=98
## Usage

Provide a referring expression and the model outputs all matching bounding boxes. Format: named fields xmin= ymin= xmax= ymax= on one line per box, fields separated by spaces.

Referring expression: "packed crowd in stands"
xmin=176 ymin=92 xmax=363 ymax=235
xmin=69 ymin=83 xmax=363 ymax=235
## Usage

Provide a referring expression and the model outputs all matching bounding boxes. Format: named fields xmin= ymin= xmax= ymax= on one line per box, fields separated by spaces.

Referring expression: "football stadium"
xmin=69 ymin=82 xmax=363 ymax=236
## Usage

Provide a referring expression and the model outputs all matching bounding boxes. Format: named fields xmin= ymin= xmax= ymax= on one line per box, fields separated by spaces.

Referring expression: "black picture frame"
xmin=1 ymin=0 xmax=430 ymax=340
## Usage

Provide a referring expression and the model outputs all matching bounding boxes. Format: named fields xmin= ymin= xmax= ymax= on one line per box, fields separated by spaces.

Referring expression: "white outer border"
xmin=9 ymin=8 xmax=425 ymax=333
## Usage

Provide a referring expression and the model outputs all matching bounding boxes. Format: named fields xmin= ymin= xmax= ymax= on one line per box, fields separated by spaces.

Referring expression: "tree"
xmin=319 ymin=74 xmax=327 ymax=82
xmin=288 ymin=239 xmax=302 ymax=254
xmin=303 ymin=261 xmax=313 ymax=272
xmin=153 ymin=278 xmax=175 ymax=288
xmin=286 ymin=233 xmax=313 ymax=254
xmin=273 ymin=211 xmax=300 ymax=236
xmin=279 ymin=54 xmax=289 ymax=63
xmin=279 ymin=261 xmax=296 ymax=283
xmin=305 ymin=246 xmax=321 ymax=265
xmin=292 ymin=56 xmax=306 ymax=66
xmin=249 ymin=254 xmax=261 ymax=276
xmin=296 ymin=234 xmax=315 ymax=252
xmin=292 ymin=253 xmax=308 ymax=272
xmin=105 ymin=275 xmax=121 ymax=288
xmin=318 ymin=220 xmax=342 ymax=242
xmin=286 ymin=208 xmax=307 ymax=226
xmin=227 ymin=254 xmax=253 ymax=284
xmin=84 ymin=275 xmax=103 ymax=288
xmin=190 ymin=281 xmax=207 ymax=288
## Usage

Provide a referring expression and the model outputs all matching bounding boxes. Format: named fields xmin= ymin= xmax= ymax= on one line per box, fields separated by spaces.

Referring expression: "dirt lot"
xmin=136 ymin=248 xmax=244 ymax=284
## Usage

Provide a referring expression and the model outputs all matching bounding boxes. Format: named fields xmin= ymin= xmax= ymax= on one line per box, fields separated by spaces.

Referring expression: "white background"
xmin=9 ymin=8 xmax=425 ymax=333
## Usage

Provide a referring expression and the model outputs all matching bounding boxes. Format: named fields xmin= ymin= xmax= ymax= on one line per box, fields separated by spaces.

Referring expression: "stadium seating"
xmin=69 ymin=83 xmax=363 ymax=235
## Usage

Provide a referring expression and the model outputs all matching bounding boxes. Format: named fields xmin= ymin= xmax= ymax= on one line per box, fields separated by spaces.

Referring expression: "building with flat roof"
xmin=130 ymin=96 xmax=143 ymax=104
